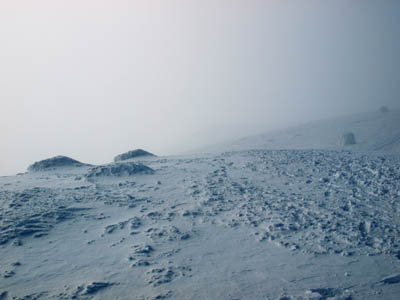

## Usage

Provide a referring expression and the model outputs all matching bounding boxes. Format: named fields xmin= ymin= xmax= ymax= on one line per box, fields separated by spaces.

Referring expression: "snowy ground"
xmin=1 ymin=111 xmax=400 ymax=300
xmin=203 ymin=109 xmax=400 ymax=154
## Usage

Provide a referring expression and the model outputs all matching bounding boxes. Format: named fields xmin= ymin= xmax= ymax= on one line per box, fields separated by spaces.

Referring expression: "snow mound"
xmin=85 ymin=162 xmax=154 ymax=179
xmin=114 ymin=149 xmax=155 ymax=162
xmin=28 ymin=156 xmax=89 ymax=172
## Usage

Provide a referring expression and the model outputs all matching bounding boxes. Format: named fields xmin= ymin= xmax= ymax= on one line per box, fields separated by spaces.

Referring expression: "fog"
xmin=1 ymin=0 xmax=399 ymax=176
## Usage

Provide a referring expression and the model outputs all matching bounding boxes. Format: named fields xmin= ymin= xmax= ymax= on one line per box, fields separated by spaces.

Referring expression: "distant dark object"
xmin=85 ymin=162 xmax=154 ymax=179
xmin=341 ymin=132 xmax=356 ymax=146
xmin=114 ymin=149 xmax=155 ymax=162
xmin=380 ymin=106 xmax=389 ymax=113
xmin=28 ymin=156 xmax=89 ymax=172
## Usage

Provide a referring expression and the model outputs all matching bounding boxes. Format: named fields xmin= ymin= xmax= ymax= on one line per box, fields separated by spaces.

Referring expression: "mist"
xmin=1 ymin=0 xmax=399 ymax=176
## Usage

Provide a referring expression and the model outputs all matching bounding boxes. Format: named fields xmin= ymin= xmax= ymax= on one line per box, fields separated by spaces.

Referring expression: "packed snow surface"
xmin=1 ymin=110 xmax=400 ymax=299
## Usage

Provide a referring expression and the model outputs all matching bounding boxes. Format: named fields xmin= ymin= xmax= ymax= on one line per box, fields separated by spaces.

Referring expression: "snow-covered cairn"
xmin=341 ymin=132 xmax=356 ymax=146
xmin=114 ymin=149 xmax=155 ymax=162
xmin=28 ymin=156 xmax=89 ymax=172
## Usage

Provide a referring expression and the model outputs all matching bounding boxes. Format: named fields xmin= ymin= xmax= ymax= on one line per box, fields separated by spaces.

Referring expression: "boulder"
xmin=341 ymin=132 xmax=356 ymax=146
xmin=85 ymin=162 xmax=154 ymax=179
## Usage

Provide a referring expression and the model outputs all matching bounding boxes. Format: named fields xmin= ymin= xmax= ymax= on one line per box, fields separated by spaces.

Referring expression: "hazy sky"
xmin=1 ymin=0 xmax=400 ymax=176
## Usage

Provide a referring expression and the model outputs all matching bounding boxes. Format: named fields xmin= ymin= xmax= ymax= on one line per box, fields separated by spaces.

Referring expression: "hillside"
xmin=204 ymin=109 xmax=400 ymax=154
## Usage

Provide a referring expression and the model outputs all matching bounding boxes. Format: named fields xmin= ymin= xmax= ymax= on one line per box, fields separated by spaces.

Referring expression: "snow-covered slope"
xmin=1 ymin=111 xmax=400 ymax=300
xmin=204 ymin=109 xmax=400 ymax=154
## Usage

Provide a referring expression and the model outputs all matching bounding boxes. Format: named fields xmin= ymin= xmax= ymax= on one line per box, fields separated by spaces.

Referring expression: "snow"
xmin=1 ymin=110 xmax=400 ymax=299
xmin=85 ymin=162 xmax=155 ymax=180
xmin=114 ymin=149 xmax=156 ymax=162
xmin=203 ymin=109 xmax=400 ymax=154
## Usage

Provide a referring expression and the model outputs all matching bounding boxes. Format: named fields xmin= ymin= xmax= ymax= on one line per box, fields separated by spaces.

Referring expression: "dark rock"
xmin=84 ymin=282 xmax=113 ymax=294
xmin=104 ymin=224 xmax=118 ymax=234
xmin=180 ymin=233 xmax=191 ymax=240
xmin=341 ymin=133 xmax=356 ymax=146
xmin=85 ymin=162 xmax=154 ymax=178
xmin=3 ymin=270 xmax=15 ymax=278
xmin=381 ymin=273 xmax=400 ymax=284
xmin=134 ymin=245 xmax=154 ymax=255
xmin=132 ymin=259 xmax=150 ymax=267
xmin=13 ymin=239 xmax=23 ymax=246
xmin=130 ymin=217 xmax=141 ymax=229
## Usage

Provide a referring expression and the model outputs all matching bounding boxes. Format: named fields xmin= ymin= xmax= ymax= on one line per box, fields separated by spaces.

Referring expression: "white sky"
xmin=1 ymin=0 xmax=400 ymax=175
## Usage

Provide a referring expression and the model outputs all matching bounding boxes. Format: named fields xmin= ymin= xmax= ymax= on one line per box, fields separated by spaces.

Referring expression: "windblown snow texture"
xmin=1 ymin=110 xmax=400 ymax=300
